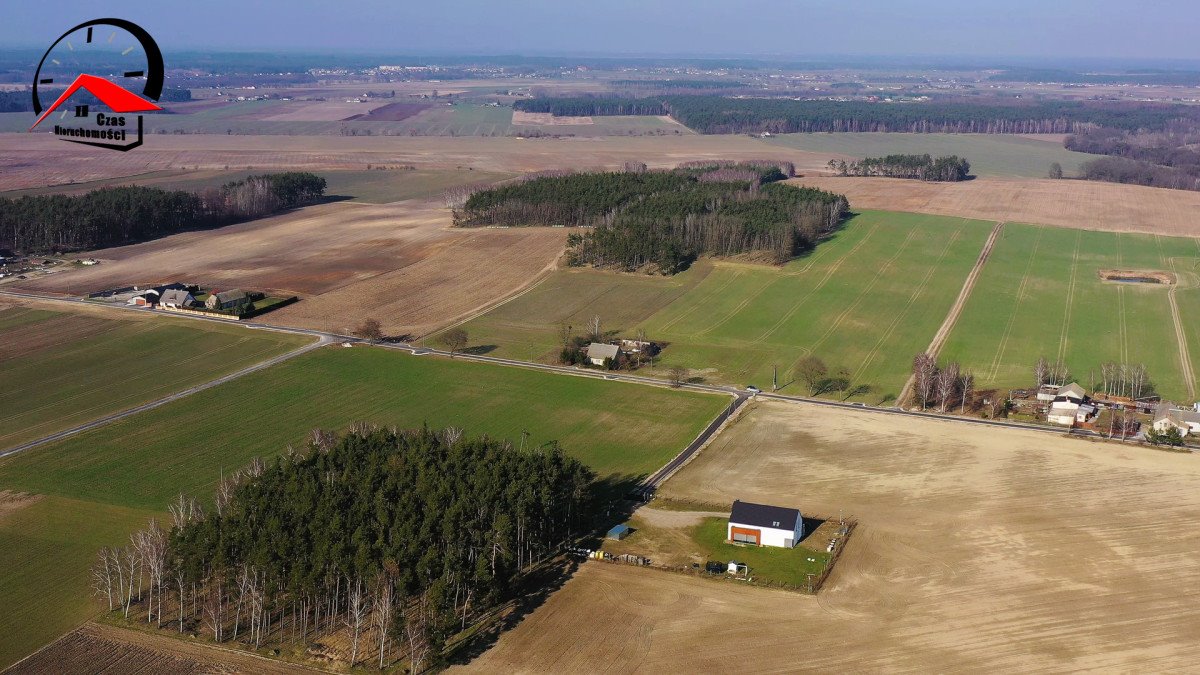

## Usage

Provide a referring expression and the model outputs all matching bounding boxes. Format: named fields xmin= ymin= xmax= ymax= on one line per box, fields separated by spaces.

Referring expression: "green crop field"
xmin=0 ymin=345 xmax=726 ymax=666
xmin=0 ymin=346 xmax=728 ymax=509
xmin=763 ymin=132 xmax=1093 ymax=178
xmin=451 ymin=210 xmax=994 ymax=402
xmin=0 ymin=495 xmax=154 ymax=669
xmin=0 ymin=306 xmax=312 ymax=451
xmin=941 ymin=224 xmax=1200 ymax=400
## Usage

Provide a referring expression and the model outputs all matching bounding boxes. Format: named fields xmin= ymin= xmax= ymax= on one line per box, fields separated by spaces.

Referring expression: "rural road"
xmin=0 ymin=289 xmax=1138 ymax=463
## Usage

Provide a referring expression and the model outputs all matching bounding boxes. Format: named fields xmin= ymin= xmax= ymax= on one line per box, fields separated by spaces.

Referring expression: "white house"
xmin=727 ymin=500 xmax=804 ymax=549
xmin=1152 ymin=403 xmax=1200 ymax=437
xmin=586 ymin=342 xmax=620 ymax=366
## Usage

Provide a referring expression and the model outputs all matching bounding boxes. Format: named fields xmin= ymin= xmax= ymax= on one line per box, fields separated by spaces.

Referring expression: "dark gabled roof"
xmin=729 ymin=500 xmax=800 ymax=530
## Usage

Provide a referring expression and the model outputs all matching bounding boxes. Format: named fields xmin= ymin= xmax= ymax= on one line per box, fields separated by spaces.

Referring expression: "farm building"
xmin=727 ymin=500 xmax=803 ymax=548
xmin=586 ymin=342 xmax=620 ymax=366
xmin=1046 ymin=383 xmax=1094 ymax=426
xmin=1152 ymin=404 xmax=1200 ymax=437
xmin=159 ymin=289 xmax=195 ymax=308
xmin=206 ymin=289 xmax=251 ymax=311
xmin=127 ymin=289 xmax=160 ymax=306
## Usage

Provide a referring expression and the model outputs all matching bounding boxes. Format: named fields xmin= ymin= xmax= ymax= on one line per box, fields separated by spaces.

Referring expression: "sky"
xmin=1 ymin=0 xmax=1198 ymax=62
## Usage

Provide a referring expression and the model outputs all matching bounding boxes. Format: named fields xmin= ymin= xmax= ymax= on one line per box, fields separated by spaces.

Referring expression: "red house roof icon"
xmin=29 ymin=73 xmax=161 ymax=131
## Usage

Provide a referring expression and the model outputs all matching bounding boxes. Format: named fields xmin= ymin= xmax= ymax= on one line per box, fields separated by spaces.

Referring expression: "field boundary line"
xmin=898 ymin=221 xmax=1004 ymax=407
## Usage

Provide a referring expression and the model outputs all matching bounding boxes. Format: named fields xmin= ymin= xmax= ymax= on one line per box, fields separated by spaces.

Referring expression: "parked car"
xmin=745 ymin=385 xmax=761 ymax=393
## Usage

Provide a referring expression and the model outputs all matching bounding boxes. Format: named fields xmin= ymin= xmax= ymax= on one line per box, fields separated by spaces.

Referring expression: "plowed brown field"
xmin=464 ymin=401 xmax=1200 ymax=672
xmin=793 ymin=175 xmax=1200 ymax=236
xmin=8 ymin=622 xmax=318 ymax=674
xmin=15 ymin=198 xmax=567 ymax=337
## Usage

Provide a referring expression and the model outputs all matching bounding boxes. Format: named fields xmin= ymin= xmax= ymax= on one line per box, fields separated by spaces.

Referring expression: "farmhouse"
xmin=727 ymin=500 xmax=804 ymax=548
xmin=586 ymin=342 xmax=620 ymax=366
xmin=1046 ymin=382 xmax=1095 ymax=426
xmin=206 ymin=289 xmax=251 ymax=311
xmin=1152 ymin=403 xmax=1200 ymax=437
xmin=159 ymin=289 xmax=195 ymax=309
xmin=127 ymin=289 xmax=160 ymax=307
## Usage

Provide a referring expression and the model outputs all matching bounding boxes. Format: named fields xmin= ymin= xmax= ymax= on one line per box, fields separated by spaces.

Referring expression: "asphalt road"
xmin=0 ymin=289 xmax=1148 ymax=462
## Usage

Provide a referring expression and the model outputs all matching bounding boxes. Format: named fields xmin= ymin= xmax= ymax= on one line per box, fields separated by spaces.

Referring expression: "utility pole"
xmin=772 ymin=364 xmax=778 ymax=392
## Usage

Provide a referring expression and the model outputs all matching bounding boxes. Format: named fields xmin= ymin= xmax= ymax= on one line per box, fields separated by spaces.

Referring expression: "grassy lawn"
xmin=0 ymin=346 xmax=728 ymax=510
xmin=453 ymin=210 xmax=993 ymax=402
xmin=940 ymin=224 xmax=1200 ymax=400
xmin=0 ymin=306 xmax=312 ymax=450
xmin=692 ymin=517 xmax=830 ymax=587
xmin=764 ymin=132 xmax=1092 ymax=178
xmin=0 ymin=496 xmax=155 ymax=669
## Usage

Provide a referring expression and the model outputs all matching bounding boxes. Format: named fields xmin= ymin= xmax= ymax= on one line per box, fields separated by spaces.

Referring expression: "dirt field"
xmin=466 ymin=400 xmax=1200 ymax=672
xmin=14 ymin=198 xmax=566 ymax=336
xmin=0 ymin=133 xmax=835 ymax=191
xmin=8 ymin=622 xmax=318 ymax=674
xmin=792 ymin=175 xmax=1200 ymax=237
xmin=0 ymin=491 xmax=41 ymax=522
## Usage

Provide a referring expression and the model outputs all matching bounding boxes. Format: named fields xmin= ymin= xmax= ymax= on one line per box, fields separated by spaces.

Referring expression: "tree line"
xmin=911 ymin=354 xmax=976 ymax=413
xmin=453 ymin=162 xmax=847 ymax=273
xmin=92 ymin=425 xmax=595 ymax=671
xmin=513 ymin=97 xmax=668 ymax=116
xmin=828 ymin=154 xmax=971 ymax=181
xmin=0 ymin=87 xmax=192 ymax=112
xmin=1066 ymin=127 xmax=1200 ymax=192
xmin=0 ymin=172 xmax=326 ymax=253
xmin=663 ymin=97 xmax=1200 ymax=135
xmin=512 ymin=95 xmax=1200 ymax=135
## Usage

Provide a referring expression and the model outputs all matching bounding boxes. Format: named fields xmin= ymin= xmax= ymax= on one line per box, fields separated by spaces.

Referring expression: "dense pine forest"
xmin=514 ymin=96 xmax=667 ymax=116
xmin=515 ymin=95 xmax=1200 ymax=135
xmin=93 ymin=426 xmax=595 ymax=671
xmin=0 ymin=172 xmax=326 ymax=252
xmin=454 ymin=162 xmax=847 ymax=273
xmin=828 ymin=154 xmax=971 ymax=181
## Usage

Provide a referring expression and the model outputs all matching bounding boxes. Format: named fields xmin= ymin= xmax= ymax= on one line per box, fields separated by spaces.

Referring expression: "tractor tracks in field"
xmin=898 ymin=221 xmax=1004 ymax=407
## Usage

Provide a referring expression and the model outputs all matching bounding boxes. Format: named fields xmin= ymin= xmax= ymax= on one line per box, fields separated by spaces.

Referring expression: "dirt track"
xmin=466 ymin=401 xmax=1200 ymax=672
xmin=792 ymin=175 xmax=1200 ymax=236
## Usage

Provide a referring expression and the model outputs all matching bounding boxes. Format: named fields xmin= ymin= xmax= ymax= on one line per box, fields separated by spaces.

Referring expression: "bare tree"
xmin=439 ymin=327 xmax=469 ymax=356
xmin=795 ymin=355 xmax=828 ymax=395
xmin=912 ymin=353 xmax=938 ymax=410
xmin=936 ymin=361 xmax=960 ymax=412
xmin=623 ymin=160 xmax=647 ymax=173
xmin=354 ymin=318 xmax=384 ymax=343
xmin=371 ymin=572 xmax=395 ymax=669
xmin=557 ymin=321 xmax=573 ymax=348
xmin=345 ymin=577 xmax=369 ymax=665
xmin=1034 ymin=356 xmax=1050 ymax=387
xmin=667 ymin=365 xmax=688 ymax=388
xmin=403 ymin=591 xmax=434 ymax=674
xmin=959 ymin=371 xmax=975 ymax=413
xmin=589 ymin=315 xmax=602 ymax=341
xmin=91 ymin=547 xmax=117 ymax=611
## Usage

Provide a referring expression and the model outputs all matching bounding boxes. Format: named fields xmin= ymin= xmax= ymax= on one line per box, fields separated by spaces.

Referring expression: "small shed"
xmin=606 ymin=524 xmax=631 ymax=541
